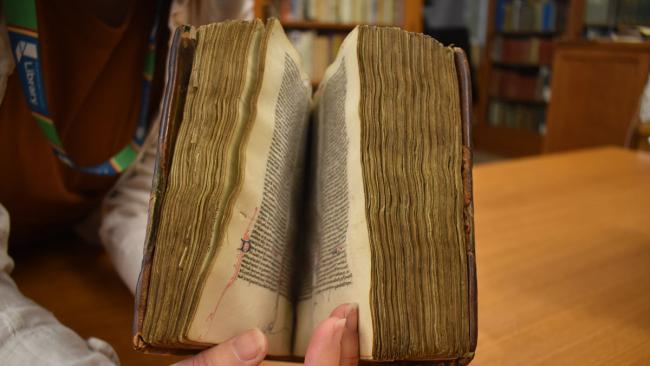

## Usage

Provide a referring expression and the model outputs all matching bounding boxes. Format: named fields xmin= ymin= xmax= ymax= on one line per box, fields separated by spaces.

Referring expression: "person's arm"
xmin=98 ymin=0 xmax=257 ymax=296
xmin=0 ymin=204 xmax=119 ymax=365
xmin=99 ymin=120 xmax=159 ymax=294
xmin=2 ymin=200 xmax=358 ymax=366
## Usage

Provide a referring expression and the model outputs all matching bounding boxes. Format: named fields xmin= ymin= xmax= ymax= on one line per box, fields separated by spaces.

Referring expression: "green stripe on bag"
xmin=2 ymin=1 xmax=38 ymax=30
xmin=34 ymin=115 xmax=62 ymax=147
xmin=111 ymin=145 xmax=138 ymax=171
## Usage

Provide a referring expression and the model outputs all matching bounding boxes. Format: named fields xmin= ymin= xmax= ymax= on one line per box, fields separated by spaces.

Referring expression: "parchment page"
xmin=293 ymin=28 xmax=374 ymax=359
xmin=187 ymin=21 xmax=311 ymax=356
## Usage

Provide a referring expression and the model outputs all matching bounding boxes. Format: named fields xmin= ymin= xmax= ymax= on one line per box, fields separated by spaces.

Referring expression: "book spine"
xmin=542 ymin=0 xmax=555 ymax=32
xmin=357 ymin=0 xmax=367 ymax=23
xmin=511 ymin=0 xmax=522 ymax=31
xmin=452 ymin=49 xmax=478 ymax=359
xmin=294 ymin=0 xmax=304 ymax=21
xmin=394 ymin=0 xmax=404 ymax=26
xmin=384 ymin=0 xmax=394 ymax=24
xmin=491 ymin=36 xmax=502 ymax=62
xmin=376 ymin=0 xmax=384 ymax=24
xmin=534 ymin=2 xmax=543 ymax=32
xmin=328 ymin=0 xmax=338 ymax=23
xmin=550 ymin=1 xmax=557 ymax=32
xmin=305 ymin=31 xmax=315 ymax=77
xmin=318 ymin=0 xmax=325 ymax=22
xmin=134 ymin=25 xmax=197 ymax=353
xmin=369 ymin=0 xmax=377 ymax=24
xmin=538 ymin=38 xmax=553 ymax=65
xmin=495 ymin=0 xmax=505 ymax=31
xmin=306 ymin=0 xmax=317 ymax=20
xmin=529 ymin=38 xmax=539 ymax=64
xmin=280 ymin=0 xmax=291 ymax=21
xmin=504 ymin=3 xmax=512 ymax=31
xmin=335 ymin=0 xmax=343 ymax=23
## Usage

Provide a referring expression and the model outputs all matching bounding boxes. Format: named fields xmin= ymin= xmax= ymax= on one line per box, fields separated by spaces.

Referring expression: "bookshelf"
xmin=476 ymin=0 xmax=585 ymax=156
xmin=254 ymin=0 xmax=423 ymax=85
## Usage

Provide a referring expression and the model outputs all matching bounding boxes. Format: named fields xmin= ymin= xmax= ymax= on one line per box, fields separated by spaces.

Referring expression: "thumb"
xmin=304 ymin=316 xmax=347 ymax=366
xmin=172 ymin=328 xmax=268 ymax=366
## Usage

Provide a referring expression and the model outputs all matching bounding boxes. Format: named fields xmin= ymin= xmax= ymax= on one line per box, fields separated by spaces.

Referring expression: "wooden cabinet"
xmin=545 ymin=41 xmax=650 ymax=152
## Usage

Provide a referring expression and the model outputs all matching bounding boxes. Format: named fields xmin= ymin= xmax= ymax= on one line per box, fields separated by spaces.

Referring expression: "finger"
xmin=328 ymin=303 xmax=350 ymax=318
xmin=172 ymin=328 xmax=268 ymax=366
xmin=304 ymin=316 xmax=347 ymax=366
xmin=339 ymin=304 xmax=359 ymax=366
xmin=326 ymin=303 xmax=360 ymax=366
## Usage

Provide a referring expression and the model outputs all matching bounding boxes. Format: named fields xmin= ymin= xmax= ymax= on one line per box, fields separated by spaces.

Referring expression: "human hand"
xmin=173 ymin=303 xmax=359 ymax=366
xmin=171 ymin=327 xmax=267 ymax=366
xmin=304 ymin=303 xmax=359 ymax=366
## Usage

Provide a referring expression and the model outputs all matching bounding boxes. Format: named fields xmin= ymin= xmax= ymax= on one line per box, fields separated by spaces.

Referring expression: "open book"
xmin=134 ymin=18 xmax=477 ymax=364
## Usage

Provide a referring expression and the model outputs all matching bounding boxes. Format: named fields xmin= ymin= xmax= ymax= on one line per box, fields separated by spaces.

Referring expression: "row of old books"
xmin=488 ymin=100 xmax=546 ymax=133
xmin=288 ymin=31 xmax=345 ymax=82
xmin=489 ymin=67 xmax=550 ymax=102
xmin=494 ymin=0 xmax=567 ymax=33
xmin=585 ymin=0 xmax=650 ymax=28
xmin=270 ymin=0 xmax=405 ymax=25
xmin=492 ymin=36 xmax=553 ymax=65
xmin=609 ymin=0 xmax=650 ymax=26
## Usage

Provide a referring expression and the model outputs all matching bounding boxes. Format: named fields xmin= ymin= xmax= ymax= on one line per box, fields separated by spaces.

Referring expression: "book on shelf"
xmin=494 ymin=0 xmax=567 ymax=33
xmin=269 ymin=0 xmax=405 ymax=25
xmin=488 ymin=99 xmax=546 ymax=133
xmin=311 ymin=33 xmax=330 ymax=81
xmin=489 ymin=67 xmax=550 ymax=102
xmin=492 ymin=36 xmax=553 ymax=65
xmin=584 ymin=0 xmax=617 ymax=27
xmin=288 ymin=31 xmax=345 ymax=81
xmin=133 ymin=18 xmax=477 ymax=364
xmin=617 ymin=0 xmax=650 ymax=27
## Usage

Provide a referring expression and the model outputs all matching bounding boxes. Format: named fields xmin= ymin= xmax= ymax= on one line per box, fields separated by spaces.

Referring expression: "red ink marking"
xmin=199 ymin=207 xmax=258 ymax=340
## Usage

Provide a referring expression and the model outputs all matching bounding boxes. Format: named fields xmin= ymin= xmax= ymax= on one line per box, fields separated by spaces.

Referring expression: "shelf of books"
xmin=477 ymin=0 xmax=575 ymax=156
xmin=583 ymin=0 xmax=650 ymax=39
xmin=254 ymin=0 xmax=423 ymax=85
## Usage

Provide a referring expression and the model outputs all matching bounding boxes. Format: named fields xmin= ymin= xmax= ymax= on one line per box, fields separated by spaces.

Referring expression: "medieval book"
xmin=134 ymin=18 xmax=477 ymax=365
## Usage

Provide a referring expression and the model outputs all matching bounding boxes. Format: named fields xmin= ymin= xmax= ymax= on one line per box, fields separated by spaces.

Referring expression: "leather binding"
xmin=132 ymin=27 xmax=477 ymax=364
xmin=453 ymin=47 xmax=478 ymax=366
xmin=133 ymin=25 xmax=197 ymax=355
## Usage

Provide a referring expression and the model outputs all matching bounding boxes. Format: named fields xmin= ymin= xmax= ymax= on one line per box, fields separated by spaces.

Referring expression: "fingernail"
xmin=344 ymin=303 xmax=358 ymax=318
xmin=233 ymin=328 xmax=266 ymax=361
xmin=333 ymin=317 xmax=347 ymax=335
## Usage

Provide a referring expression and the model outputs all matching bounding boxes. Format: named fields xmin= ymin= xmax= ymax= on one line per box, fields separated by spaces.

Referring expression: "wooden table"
xmin=11 ymin=147 xmax=650 ymax=365
xmin=471 ymin=147 xmax=650 ymax=365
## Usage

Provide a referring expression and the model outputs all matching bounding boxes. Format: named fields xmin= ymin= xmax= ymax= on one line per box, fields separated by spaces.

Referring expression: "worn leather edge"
xmin=453 ymin=47 xmax=477 ymax=365
xmin=133 ymin=25 xmax=197 ymax=353
xmin=361 ymin=361 xmax=467 ymax=366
